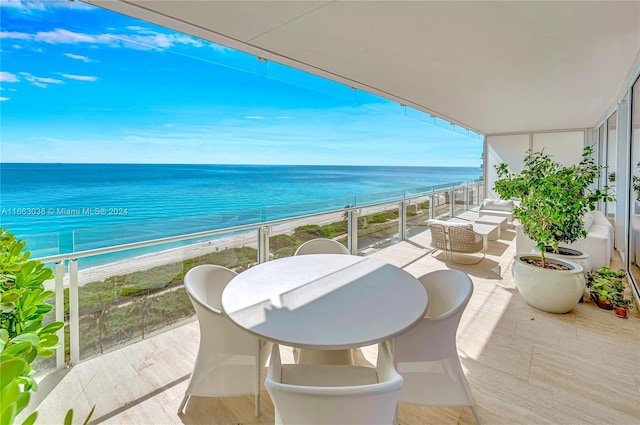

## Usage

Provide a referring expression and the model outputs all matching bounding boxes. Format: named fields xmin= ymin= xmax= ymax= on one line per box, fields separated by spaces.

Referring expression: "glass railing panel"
xmin=264 ymin=197 xmax=353 ymax=222
xmin=74 ymin=229 xmax=258 ymax=361
xmin=453 ymin=187 xmax=466 ymax=217
xmin=432 ymin=188 xmax=451 ymax=220
xmin=466 ymin=183 xmax=479 ymax=209
xmin=357 ymin=202 xmax=400 ymax=252
xmin=76 ymin=246 xmax=186 ymax=361
xmin=406 ymin=195 xmax=432 ymax=238
xmin=72 ymin=210 xmax=263 ymax=265
xmin=19 ymin=231 xmax=61 ymax=260
xmin=402 ymin=185 xmax=435 ymax=198
xmin=353 ymin=190 xmax=405 ymax=207
xmin=268 ymin=211 xmax=348 ymax=259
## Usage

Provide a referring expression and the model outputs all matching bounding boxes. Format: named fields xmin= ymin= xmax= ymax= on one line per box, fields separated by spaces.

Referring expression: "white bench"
xmin=479 ymin=199 xmax=514 ymax=222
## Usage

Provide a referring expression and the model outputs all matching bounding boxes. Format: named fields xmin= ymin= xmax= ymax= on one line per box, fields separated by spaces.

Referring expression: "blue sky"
xmin=0 ymin=0 xmax=483 ymax=166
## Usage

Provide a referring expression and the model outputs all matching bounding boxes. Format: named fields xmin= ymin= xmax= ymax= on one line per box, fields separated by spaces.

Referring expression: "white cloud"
xmin=1 ymin=28 xmax=205 ymax=51
xmin=0 ymin=0 xmax=49 ymax=11
xmin=35 ymin=29 xmax=103 ymax=44
xmin=64 ymin=53 xmax=94 ymax=63
xmin=0 ymin=97 xmax=10 ymax=101
xmin=0 ymin=0 xmax=93 ymax=11
xmin=60 ymin=74 xmax=97 ymax=82
xmin=0 ymin=72 xmax=19 ymax=83
xmin=245 ymin=116 xmax=266 ymax=120
xmin=19 ymin=72 xmax=64 ymax=88
xmin=0 ymin=31 xmax=31 ymax=40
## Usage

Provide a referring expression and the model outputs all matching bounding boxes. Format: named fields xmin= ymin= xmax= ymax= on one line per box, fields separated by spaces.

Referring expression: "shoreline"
xmin=46 ymin=210 xmax=353 ymax=288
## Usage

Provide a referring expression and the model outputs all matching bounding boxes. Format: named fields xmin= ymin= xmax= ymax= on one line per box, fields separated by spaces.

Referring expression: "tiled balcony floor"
xmin=28 ymin=211 xmax=640 ymax=425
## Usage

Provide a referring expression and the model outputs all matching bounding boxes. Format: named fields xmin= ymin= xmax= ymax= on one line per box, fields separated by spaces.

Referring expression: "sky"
xmin=0 ymin=0 xmax=483 ymax=166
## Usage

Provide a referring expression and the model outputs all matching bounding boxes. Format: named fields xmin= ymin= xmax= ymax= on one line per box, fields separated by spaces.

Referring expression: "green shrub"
xmin=0 ymin=228 xmax=65 ymax=425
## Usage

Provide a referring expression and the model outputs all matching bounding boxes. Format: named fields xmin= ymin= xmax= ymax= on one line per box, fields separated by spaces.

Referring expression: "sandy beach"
xmin=46 ymin=209 xmax=363 ymax=287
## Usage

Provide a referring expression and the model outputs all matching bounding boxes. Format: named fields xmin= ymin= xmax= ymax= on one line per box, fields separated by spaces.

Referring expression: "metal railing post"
xmin=258 ymin=226 xmax=271 ymax=263
xmin=69 ymin=259 xmax=80 ymax=365
xmin=348 ymin=209 xmax=359 ymax=254
xmin=464 ymin=182 xmax=469 ymax=211
xmin=429 ymin=193 xmax=435 ymax=219
xmin=54 ymin=261 xmax=65 ymax=370
xmin=399 ymin=200 xmax=407 ymax=241
xmin=449 ymin=187 xmax=455 ymax=218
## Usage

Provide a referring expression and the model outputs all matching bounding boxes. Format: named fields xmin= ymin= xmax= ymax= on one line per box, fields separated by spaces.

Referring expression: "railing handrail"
xmin=35 ymin=179 xmax=483 ymax=264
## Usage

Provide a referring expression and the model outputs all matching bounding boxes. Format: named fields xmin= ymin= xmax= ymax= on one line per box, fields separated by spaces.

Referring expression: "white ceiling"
xmin=85 ymin=0 xmax=640 ymax=135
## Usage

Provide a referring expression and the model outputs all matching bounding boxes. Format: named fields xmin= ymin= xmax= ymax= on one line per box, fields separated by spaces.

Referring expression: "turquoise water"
xmin=1 ymin=163 xmax=481 ymax=258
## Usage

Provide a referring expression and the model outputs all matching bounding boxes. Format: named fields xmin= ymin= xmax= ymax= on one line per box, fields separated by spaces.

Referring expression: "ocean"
xmin=1 ymin=163 xmax=481 ymax=258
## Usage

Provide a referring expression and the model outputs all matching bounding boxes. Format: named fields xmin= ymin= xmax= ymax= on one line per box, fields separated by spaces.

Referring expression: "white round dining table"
xmin=221 ymin=254 xmax=428 ymax=350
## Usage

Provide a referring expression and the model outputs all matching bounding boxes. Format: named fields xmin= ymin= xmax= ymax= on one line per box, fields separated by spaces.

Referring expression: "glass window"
xmin=628 ymin=79 xmax=640 ymax=287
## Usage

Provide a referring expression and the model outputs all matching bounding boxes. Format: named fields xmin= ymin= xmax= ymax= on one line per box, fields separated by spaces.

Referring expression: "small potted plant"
xmin=586 ymin=267 xmax=627 ymax=310
xmin=613 ymin=296 xmax=634 ymax=319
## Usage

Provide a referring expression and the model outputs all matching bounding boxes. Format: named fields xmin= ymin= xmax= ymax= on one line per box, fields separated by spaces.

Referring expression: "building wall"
xmin=485 ymin=130 xmax=586 ymax=199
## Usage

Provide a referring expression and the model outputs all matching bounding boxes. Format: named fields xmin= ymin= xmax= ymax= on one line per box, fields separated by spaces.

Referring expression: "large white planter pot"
xmin=512 ymin=254 xmax=585 ymax=314
xmin=534 ymin=247 xmax=591 ymax=275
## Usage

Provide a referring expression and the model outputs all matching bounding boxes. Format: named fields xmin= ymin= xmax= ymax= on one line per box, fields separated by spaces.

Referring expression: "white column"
xmin=55 ymin=261 xmax=65 ymax=370
xmin=69 ymin=259 xmax=80 ymax=365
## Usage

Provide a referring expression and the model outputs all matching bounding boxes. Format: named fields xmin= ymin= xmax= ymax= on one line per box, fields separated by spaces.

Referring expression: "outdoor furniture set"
xmin=428 ymin=199 xmax=514 ymax=263
xmin=179 ymin=238 xmax=481 ymax=424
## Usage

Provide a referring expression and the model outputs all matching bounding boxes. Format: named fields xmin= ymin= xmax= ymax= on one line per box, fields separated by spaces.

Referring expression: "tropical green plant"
xmin=1 ymin=228 xmax=61 ymax=425
xmin=0 ymin=228 xmax=94 ymax=425
xmin=613 ymin=296 xmax=635 ymax=309
xmin=494 ymin=145 xmax=611 ymax=267
xmin=586 ymin=267 xmax=627 ymax=306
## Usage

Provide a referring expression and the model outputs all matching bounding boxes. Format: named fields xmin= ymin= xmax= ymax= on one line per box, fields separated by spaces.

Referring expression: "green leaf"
xmin=0 ymin=330 xmax=8 ymax=352
xmin=10 ymin=334 xmax=39 ymax=347
xmin=38 ymin=334 xmax=59 ymax=348
xmin=64 ymin=408 xmax=73 ymax=425
xmin=2 ymin=341 xmax=33 ymax=358
xmin=0 ymin=399 xmax=17 ymax=425
xmin=36 ymin=348 xmax=56 ymax=358
xmin=0 ymin=303 xmax=16 ymax=314
xmin=15 ymin=391 xmax=30 ymax=417
xmin=38 ymin=322 xmax=63 ymax=335
xmin=20 ymin=411 xmax=37 ymax=425
xmin=1 ymin=291 xmax=21 ymax=303
xmin=82 ymin=406 xmax=96 ymax=425
xmin=0 ymin=359 xmax=27 ymax=390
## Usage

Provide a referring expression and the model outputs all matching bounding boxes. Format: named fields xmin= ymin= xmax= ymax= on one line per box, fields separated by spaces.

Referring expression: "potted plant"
xmin=613 ymin=296 xmax=634 ymax=318
xmin=494 ymin=146 xmax=611 ymax=313
xmin=586 ymin=267 xmax=626 ymax=310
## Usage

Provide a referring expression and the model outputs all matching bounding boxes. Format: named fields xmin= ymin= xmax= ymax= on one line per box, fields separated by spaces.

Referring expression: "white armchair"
xmin=179 ymin=265 xmax=271 ymax=415
xmin=294 ymin=238 xmax=350 ymax=255
xmin=393 ymin=270 xmax=481 ymax=424
xmin=265 ymin=342 xmax=403 ymax=425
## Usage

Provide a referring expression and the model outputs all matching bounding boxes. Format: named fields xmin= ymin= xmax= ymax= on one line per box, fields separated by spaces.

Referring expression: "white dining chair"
xmin=294 ymin=237 xmax=353 ymax=365
xmin=178 ymin=264 xmax=271 ymax=416
xmin=265 ymin=341 xmax=403 ymax=425
xmin=294 ymin=238 xmax=350 ymax=255
xmin=393 ymin=269 xmax=482 ymax=424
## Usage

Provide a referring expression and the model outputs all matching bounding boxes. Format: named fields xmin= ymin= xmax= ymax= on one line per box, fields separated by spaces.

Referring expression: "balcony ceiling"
xmin=84 ymin=1 xmax=640 ymax=135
